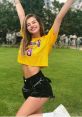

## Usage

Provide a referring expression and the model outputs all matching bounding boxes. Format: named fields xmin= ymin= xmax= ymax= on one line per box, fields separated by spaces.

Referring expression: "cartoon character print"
xmin=26 ymin=40 xmax=41 ymax=56
xmin=36 ymin=40 xmax=40 ymax=47
xmin=26 ymin=48 xmax=32 ymax=56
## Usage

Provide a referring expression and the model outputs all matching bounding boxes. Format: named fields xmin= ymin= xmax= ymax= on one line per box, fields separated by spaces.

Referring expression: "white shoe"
xmin=43 ymin=112 xmax=54 ymax=117
xmin=53 ymin=104 xmax=71 ymax=117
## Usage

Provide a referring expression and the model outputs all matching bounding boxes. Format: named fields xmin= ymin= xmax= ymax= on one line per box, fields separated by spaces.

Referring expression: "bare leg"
xmin=16 ymin=96 xmax=48 ymax=116
xmin=28 ymin=113 xmax=43 ymax=117
xmin=34 ymin=107 xmax=43 ymax=114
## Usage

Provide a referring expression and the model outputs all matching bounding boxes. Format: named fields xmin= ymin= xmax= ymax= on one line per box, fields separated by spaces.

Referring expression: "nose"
xmin=27 ymin=23 xmax=34 ymax=29
xmin=30 ymin=23 xmax=35 ymax=28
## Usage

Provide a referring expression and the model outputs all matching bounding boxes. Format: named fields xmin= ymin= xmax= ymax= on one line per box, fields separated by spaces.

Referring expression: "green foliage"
xmin=0 ymin=0 xmax=19 ymax=32
xmin=61 ymin=10 xmax=82 ymax=36
xmin=43 ymin=9 xmax=54 ymax=32
xmin=52 ymin=0 xmax=63 ymax=13
xmin=52 ymin=0 xmax=82 ymax=36
xmin=0 ymin=0 xmax=20 ymax=43
xmin=21 ymin=0 xmax=44 ymax=17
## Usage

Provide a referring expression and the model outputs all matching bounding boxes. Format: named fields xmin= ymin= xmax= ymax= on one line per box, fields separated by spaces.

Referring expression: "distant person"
xmin=14 ymin=0 xmax=74 ymax=116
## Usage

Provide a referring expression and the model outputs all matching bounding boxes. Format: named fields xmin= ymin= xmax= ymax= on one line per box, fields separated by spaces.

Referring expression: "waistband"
xmin=23 ymin=70 xmax=44 ymax=80
xmin=23 ymin=70 xmax=51 ymax=83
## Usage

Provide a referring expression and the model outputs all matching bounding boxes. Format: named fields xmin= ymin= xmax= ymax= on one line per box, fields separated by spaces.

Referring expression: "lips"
xmin=31 ymin=27 xmax=37 ymax=31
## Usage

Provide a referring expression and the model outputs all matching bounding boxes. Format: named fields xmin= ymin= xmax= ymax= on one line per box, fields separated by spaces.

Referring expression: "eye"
xmin=27 ymin=23 xmax=30 ymax=27
xmin=32 ymin=20 xmax=37 ymax=24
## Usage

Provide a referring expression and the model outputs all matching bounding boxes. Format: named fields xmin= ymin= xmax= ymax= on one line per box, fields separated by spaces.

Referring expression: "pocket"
xmin=32 ymin=78 xmax=44 ymax=88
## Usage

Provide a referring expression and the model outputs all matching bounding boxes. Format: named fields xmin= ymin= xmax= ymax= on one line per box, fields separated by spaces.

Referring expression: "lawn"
xmin=0 ymin=47 xmax=82 ymax=116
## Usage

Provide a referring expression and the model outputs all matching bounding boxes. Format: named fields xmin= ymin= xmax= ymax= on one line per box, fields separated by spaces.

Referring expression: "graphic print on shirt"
xmin=26 ymin=40 xmax=41 ymax=56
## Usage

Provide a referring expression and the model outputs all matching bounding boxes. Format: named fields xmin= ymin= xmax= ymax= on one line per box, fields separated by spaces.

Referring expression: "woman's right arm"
xmin=14 ymin=0 xmax=25 ymax=27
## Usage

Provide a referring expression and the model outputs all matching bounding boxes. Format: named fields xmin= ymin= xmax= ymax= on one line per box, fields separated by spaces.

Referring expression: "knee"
xmin=28 ymin=113 xmax=43 ymax=117
xmin=16 ymin=110 xmax=33 ymax=117
xmin=16 ymin=112 xmax=21 ymax=117
xmin=16 ymin=111 xmax=24 ymax=117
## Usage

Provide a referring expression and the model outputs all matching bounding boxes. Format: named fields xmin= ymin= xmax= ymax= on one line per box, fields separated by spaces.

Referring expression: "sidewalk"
xmin=79 ymin=48 xmax=82 ymax=50
xmin=70 ymin=46 xmax=82 ymax=51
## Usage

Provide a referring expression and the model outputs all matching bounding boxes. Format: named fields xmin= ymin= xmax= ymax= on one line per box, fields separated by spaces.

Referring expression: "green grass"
xmin=0 ymin=47 xmax=82 ymax=116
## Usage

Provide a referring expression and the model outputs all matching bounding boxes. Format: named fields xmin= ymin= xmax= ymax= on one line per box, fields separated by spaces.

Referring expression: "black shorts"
xmin=22 ymin=71 xmax=55 ymax=99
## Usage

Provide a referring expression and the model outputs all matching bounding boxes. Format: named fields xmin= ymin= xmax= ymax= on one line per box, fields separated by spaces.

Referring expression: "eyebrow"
xmin=27 ymin=19 xmax=37 ymax=25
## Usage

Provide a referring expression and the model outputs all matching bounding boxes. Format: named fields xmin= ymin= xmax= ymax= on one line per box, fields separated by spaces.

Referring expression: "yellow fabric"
xmin=18 ymin=27 xmax=58 ymax=66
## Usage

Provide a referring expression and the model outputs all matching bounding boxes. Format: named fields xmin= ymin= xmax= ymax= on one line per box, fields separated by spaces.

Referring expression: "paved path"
xmin=70 ymin=46 xmax=82 ymax=51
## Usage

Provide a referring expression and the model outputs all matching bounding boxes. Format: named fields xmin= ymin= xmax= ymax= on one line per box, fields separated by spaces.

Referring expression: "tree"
xmin=0 ymin=0 xmax=19 ymax=43
xmin=60 ymin=9 xmax=82 ymax=36
xmin=21 ymin=0 xmax=45 ymax=17
xmin=52 ymin=0 xmax=82 ymax=37
xmin=52 ymin=0 xmax=62 ymax=14
xmin=43 ymin=8 xmax=54 ymax=33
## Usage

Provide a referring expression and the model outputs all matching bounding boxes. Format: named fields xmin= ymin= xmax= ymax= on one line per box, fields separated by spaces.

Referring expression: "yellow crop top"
xmin=17 ymin=27 xmax=58 ymax=66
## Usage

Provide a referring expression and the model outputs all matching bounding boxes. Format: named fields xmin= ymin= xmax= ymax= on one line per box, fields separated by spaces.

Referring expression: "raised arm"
xmin=14 ymin=0 xmax=25 ymax=27
xmin=53 ymin=0 xmax=74 ymax=34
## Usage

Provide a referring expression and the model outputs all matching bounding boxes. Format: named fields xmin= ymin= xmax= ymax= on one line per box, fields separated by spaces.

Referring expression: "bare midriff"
xmin=22 ymin=64 xmax=40 ymax=79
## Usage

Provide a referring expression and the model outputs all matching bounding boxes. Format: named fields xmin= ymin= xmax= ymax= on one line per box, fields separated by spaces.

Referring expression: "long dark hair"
xmin=21 ymin=14 xmax=44 ymax=55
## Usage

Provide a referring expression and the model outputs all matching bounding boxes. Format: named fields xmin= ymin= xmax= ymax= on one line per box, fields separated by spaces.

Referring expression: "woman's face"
xmin=26 ymin=17 xmax=40 ymax=36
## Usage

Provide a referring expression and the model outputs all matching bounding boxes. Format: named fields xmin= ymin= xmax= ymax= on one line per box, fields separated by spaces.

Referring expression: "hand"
xmin=14 ymin=0 xmax=20 ymax=5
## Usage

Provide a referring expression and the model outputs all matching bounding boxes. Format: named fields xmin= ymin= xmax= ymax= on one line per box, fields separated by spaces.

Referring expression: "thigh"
xmin=16 ymin=96 xmax=48 ymax=116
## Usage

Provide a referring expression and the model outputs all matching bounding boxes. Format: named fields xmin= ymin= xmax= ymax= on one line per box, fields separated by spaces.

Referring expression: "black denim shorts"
xmin=22 ymin=71 xmax=55 ymax=99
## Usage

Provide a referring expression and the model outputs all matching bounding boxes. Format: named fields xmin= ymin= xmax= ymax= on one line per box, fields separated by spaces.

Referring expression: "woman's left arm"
xmin=53 ymin=0 xmax=74 ymax=34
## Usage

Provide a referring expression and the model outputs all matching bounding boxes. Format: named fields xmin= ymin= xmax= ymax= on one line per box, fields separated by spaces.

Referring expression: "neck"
xmin=32 ymin=33 xmax=41 ymax=38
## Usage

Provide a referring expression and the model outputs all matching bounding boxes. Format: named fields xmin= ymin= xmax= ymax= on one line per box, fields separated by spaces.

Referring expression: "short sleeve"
xmin=46 ymin=26 xmax=58 ymax=46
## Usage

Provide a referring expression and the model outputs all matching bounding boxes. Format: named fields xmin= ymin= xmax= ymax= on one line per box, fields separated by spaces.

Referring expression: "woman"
xmin=15 ymin=0 xmax=74 ymax=116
